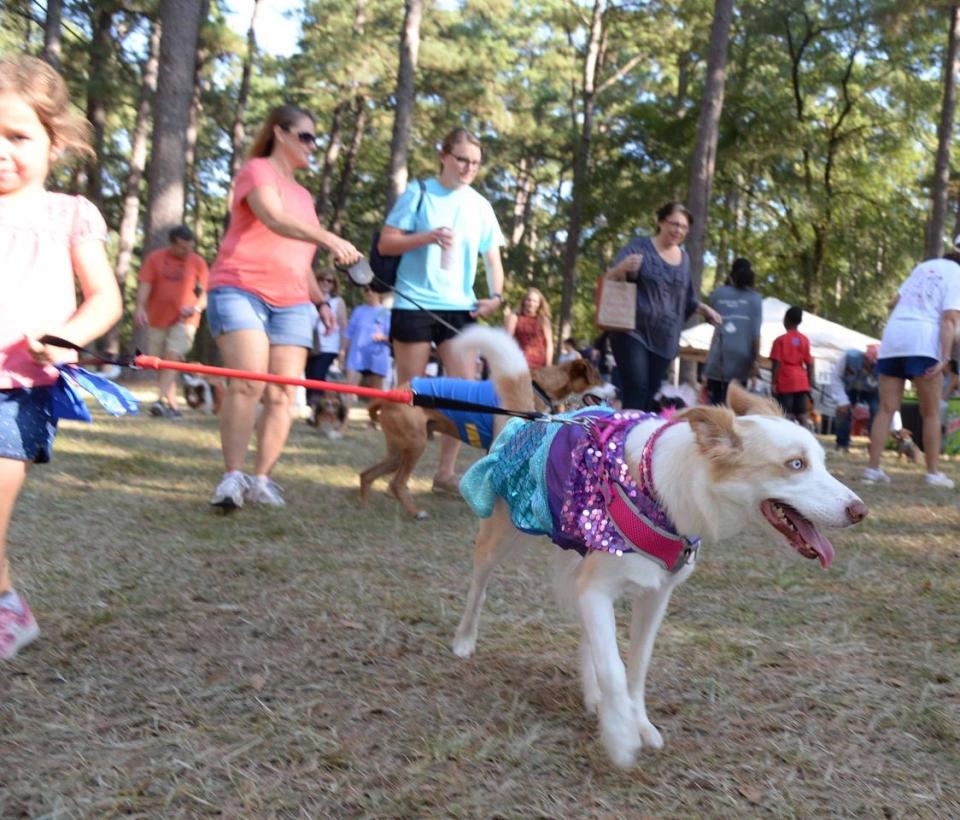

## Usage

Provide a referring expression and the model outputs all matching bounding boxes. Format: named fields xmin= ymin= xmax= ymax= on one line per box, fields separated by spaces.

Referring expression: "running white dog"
xmin=450 ymin=328 xmax=868 ymax=770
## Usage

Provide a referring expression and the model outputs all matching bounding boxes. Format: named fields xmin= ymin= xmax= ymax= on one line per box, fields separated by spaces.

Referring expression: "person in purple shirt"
xmin=604 ymin=202 xmax=720 ymax=410
xmin=339 ymin=286 xmax=392 ymax=433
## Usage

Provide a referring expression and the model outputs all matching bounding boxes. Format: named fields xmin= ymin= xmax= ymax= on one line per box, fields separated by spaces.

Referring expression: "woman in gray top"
xmin=604 ymin=202 xmax=720 ymax=410
xmin=703 ymin=257 xmax=763 ymax=405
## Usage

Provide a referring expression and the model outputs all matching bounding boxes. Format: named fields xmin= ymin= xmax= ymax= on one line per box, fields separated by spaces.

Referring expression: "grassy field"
xmin=3 ymin=396 xmax=960 ymax=818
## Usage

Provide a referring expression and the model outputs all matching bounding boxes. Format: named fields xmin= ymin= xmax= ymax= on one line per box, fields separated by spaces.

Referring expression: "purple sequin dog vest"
xmin=548 ymin=412 xmax=700 ymax=571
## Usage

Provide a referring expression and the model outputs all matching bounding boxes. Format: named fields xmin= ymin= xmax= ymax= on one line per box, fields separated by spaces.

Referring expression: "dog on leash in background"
xmin=308 ymin=391 xmax=348 ymax=439
xmin=891 ymin=427 xmax=920 ymax=464
xmin=183 ymin=372 xmax=224 ymax=414
xmin=449 ymin=350 xmax=869 ymax=769
xmin=359 ymin=327 xmax=603 ymax=519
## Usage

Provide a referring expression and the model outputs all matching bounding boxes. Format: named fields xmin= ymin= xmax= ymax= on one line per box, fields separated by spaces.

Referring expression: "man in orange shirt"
xmin=134 ymin=226 xmax=209 ymax=418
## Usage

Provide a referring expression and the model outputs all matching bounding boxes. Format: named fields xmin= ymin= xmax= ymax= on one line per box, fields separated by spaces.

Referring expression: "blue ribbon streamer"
xmin=51 ymin=365 xmax=140 ymax=422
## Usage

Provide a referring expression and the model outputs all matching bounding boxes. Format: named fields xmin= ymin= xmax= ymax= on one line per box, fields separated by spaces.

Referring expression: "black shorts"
xmin=390 ymin=309 xmax=475 ymax=346
xmin=775 ymin=391 xmax=809 ymax=416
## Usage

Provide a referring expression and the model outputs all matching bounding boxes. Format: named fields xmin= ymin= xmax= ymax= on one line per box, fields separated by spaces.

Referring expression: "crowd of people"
xmin=2 ymin=52 xmax=959 ymax=662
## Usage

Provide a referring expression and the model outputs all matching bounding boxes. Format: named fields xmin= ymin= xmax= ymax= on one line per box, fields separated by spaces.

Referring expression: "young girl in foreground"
xmin=0 ymin=56 xmax=122 ymax=659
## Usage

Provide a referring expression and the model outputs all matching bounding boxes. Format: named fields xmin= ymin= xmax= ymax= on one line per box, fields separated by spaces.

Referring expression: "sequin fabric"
xmin=553 ymin=410 xmax=670 ymax=555
xmin=460 ymin=408 xmax=682 ymax=556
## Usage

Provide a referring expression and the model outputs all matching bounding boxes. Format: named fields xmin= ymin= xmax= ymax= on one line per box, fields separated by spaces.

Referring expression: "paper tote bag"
xmin=594 ymin=277 xmax=637 ymax=331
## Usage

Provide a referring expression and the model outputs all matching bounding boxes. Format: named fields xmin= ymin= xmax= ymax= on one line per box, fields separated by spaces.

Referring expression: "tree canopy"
xmin=4 ymin=0 xmax=959 ymax=346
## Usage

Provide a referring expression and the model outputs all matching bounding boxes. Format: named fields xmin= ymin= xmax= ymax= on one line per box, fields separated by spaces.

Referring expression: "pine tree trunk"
xmin=385 ymin=0 xmax=422 ymax=211
xmin=143 ymin=0 xmax=205 ymax=256
xmin=330 ymin=97 xmax=367 ymax=235
xmin=185 ymin=0 xmax=210 ymax=237
xmin=105 ymin=21 xmax=162 ymax=358
xmin=42 ymin=0 xmax=63 ymax=69
xmin=685 ymin=0 xmax=734 ymax=295
xmin=226 ymin=0 xmax=262 ymax=208
xmin=926 ymin=5 xmax=960 ymax=258
xmin=84 ymin=4 xmax=115 ymax=214
xmin=557 ymin=0 xmax=604 ymax=348
xmin=316 ymin=102 xmax=345 ymax=221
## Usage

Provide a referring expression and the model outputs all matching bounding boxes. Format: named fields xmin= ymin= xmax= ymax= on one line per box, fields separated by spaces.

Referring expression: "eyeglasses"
xmin=452 ymin=154 xmax=481 ymax=169
xmin=318 ymin=277 xmax=334 ymax=283
xmin=285 ymin=127 xmax=317 ymax=147
xmin=663 ymin=219 xmax=689 ymax=231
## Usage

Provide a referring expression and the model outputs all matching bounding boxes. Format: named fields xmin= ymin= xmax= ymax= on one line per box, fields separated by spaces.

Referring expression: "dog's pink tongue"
xmin=794 ymin=516 xmax=835 ymax=568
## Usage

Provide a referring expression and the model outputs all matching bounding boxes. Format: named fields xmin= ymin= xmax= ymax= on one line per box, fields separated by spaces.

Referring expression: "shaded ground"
xmin=3 ymin=400 xmax=959 ymax=817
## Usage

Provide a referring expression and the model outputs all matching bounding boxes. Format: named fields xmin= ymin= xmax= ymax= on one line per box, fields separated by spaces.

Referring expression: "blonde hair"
xmin=248 ymin=104 xmax=314 ymax=159
xmin=315 ymin=267 xmax=340 ymax=297
xmin=521 ymin=287 xmax=551 ymax=321
xmin=0 ymin=55 xmax=93 ymax=160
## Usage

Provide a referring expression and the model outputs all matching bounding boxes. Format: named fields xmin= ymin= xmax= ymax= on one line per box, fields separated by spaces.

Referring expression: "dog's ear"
xmin=679 ymin=406 xmax=742 ymax=460
xmin=726 ymin=380 xmax=782 ymax=417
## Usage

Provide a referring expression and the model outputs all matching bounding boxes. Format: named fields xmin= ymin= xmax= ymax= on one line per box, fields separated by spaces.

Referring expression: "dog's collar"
xmin=531 ymin=380 xmax=555 ymax=413
xmin=602 ymin=416 xmax=700 ymax=573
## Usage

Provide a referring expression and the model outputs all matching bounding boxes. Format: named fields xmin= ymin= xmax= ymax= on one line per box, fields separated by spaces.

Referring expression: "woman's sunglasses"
xmin=285 ymin=127 xmax=317 ymax=147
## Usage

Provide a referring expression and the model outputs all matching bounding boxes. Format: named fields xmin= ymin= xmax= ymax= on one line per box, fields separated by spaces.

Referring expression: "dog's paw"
xmin=414 ymin=510 xmax=429 ymax=521
xmin=599 ymin=708 xmax=642 ymax=769
xmin=583 ymin=690 xmax=601 ymax=715
xmin=637 ymin=718 xmax=664 ymax=750
xmin=451 ymin=634 xmax=476 ymax=658
xmin=601 ymin=724 xmax=642 ymax=770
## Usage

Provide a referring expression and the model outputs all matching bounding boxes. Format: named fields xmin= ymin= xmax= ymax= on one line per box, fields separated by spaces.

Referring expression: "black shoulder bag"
xmin=368 ymin=180 xmax=427 ymax=294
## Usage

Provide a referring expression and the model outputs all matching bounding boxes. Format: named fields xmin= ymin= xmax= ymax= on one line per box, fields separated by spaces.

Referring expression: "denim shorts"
xmin=0 ymin=386 xmax=57 ymax=463
xmin=207 ymin=286 xmax=315 ymax=348
xmin=876 ymin=356 xmax=939 ymax=379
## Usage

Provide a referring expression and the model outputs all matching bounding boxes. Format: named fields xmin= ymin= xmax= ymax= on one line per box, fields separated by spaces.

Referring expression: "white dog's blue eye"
xmin=786 ymin=458 xmax=805 ymax=471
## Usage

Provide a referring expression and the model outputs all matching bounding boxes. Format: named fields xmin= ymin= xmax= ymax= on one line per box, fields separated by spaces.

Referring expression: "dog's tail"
xmin=449 ymin=325 xmax=535 ymax=411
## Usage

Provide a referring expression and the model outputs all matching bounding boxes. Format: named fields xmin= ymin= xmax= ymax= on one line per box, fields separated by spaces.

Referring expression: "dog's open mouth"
xmin=760 ymin=500 xmax=835 ymax=568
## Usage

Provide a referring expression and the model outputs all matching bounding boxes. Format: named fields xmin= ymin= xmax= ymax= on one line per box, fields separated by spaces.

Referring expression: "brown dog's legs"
xmin=360 ymin=450 xmax=403 ymax=506
xmin=386 ymin=436 xmax=429 ymax=518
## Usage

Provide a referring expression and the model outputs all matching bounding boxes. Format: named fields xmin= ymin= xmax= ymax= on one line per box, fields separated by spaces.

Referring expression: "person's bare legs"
xmin=915 ymin=372 xmax=944 ymax=475
xmin=215 ymin=329 xmax=270 ymax=472
xmin=868 ymin=375 xmax=904 ymax=470
xmin=0 ymin=458 xmax=28 ymax=596
xmin=159 ymin=350 xmax=183 ymax=410
xmin=435 ymin=336 xmax=473 ymax=484
xmin=393 ymin=340 xmax=432 ymax=385
xmin=253 ymin=344 xmax=309 ymax=476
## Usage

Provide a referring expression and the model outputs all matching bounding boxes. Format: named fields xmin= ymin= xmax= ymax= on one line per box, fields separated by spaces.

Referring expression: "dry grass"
xmin=3 ymin=397 xmax=960 ymax=818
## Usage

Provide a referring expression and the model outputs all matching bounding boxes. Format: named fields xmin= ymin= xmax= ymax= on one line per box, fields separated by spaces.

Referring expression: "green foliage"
xmin=6 ymin=0 xmax=959 ymax=344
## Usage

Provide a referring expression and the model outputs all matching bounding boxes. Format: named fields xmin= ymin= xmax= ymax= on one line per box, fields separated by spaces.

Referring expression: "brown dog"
xmin=360 ymin=327 xmax=603 ymax=519
xmin=891 ymin=428 xmax=920 ymax=463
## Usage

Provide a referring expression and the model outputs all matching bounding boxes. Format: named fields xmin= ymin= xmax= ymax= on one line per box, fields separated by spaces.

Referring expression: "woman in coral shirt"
xmin=206 ymin=105 xmax=360 ymax=510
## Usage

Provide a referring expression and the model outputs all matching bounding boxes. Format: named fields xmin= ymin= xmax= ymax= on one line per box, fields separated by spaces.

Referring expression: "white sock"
xmin=0 ymin=590 xmax=23 ymax=614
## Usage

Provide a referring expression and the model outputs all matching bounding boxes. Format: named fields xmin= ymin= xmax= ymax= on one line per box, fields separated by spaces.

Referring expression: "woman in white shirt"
xmin=864 ymin=251 xmax=960 ymax=487
xmin=305 ymin=269 xmax=347 ymax=422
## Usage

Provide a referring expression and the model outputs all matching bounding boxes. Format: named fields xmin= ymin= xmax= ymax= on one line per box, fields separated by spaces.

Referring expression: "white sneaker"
xmin=925 ymin=472 xmax=955 ymax=489
xmin=210 ymin=472 xmax=251 ymax=510
xmin=245 ymin=476 xmax=286 ymax=507
xmin=862 ymin=467 xmax=891 ymax=484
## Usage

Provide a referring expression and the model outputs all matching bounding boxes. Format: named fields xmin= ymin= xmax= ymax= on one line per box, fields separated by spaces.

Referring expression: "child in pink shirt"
xmin=0 ymin=56 xmax=122 ymax=660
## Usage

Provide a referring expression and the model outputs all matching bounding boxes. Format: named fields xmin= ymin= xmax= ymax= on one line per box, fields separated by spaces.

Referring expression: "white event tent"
xmin=678 ymin=297 xmax=880 ymax=404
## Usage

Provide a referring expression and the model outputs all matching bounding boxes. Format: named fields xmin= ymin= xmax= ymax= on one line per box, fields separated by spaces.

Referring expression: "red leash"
xmin=133 ymin=355 xmax=413 ymax=404
xmin=41 ymin=336 xmax=552 ymax=423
